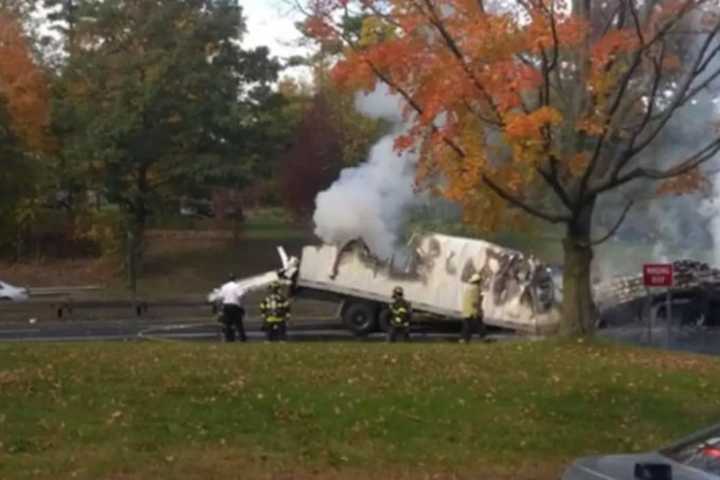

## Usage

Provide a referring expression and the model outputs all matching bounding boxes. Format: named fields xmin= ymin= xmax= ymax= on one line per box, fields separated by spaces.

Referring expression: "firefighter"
xmin=387 ymin=286 xmax=412 ymax=343
xmin=259 ymin=281 xmax=291 ymax=342
xmin=461 ymin=273 xmax=486 ymax=343
xmin=218 ymin=274 xmax=247 ymax=342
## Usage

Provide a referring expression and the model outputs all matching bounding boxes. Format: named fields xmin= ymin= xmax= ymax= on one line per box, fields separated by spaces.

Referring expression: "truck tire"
xmin=342 ymin=302 xmax=378 ymax=336
xmin=378 ymin=308 xmax=392 ymax=333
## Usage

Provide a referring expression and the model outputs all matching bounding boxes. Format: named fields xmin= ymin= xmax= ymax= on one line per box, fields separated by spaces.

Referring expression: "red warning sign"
xmin=643 ymin=264 xmax=673 ymax=287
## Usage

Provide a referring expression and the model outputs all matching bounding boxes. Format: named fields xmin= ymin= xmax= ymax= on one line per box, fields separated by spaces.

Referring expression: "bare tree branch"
xmin=590 ymin=15 xmax=720 ymax=195
xmin=368 ymin=61 xmax=467 ymax=159
xmin=579 ymin=3 xmax=699 ymax=200
xmin=627 ymin=40 xmax=666 ymax=135
xmin=416 ymin=0 xmax=505 ymax=126
xmin=482 ymin=174 xmax=571 ymax=224
xmin=364 ymin=2 xmax=403 ymax=30
xmin=601 ymin=2 xmax=622 ymax=36
xmin=626 ymin=21 xmax=720 ymax=159
xmin=628 ymin=0 xmax=644 ymax=46
xmin=596 ymin=136 xmax=720 ymax=194
xmin=577 ymin=200 xmax=634 ymax=247
xmin=537 ymin=164 xmax=574 ymax=210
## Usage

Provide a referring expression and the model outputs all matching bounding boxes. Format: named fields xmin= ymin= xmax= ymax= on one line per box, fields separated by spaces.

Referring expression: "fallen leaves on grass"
xmin=0 ymin=368 xmax=26 ymax=387
xmin=0 ymin=341 xmax=718 ymax=480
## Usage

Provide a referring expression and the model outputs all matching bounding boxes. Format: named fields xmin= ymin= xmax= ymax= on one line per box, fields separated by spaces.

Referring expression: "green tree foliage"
xmin=52 ymin=0 xmax=281 ymax=292
xmin=0 ymin=99 xmax=43 ymax=255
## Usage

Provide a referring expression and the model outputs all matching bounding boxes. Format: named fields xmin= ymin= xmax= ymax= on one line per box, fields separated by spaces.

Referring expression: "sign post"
xmin=643 ymin=285 xmax=652 ymax=343
xmin=643 ymin=264 xmax=674 ymax=345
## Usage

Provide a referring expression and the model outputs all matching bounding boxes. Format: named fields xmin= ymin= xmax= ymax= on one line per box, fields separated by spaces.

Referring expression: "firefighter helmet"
xmin=392 ymin=286 xmax=403 ymax=298
xmin=269 ymin=281 xmax=281 ymax=292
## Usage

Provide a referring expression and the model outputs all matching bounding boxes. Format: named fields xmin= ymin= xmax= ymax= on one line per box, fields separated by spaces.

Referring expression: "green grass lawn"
xmin=1 ymin=340 xmax=719 ymax=480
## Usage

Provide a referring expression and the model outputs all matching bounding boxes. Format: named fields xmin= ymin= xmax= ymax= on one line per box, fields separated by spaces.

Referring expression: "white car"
xmin=0 ymin=281 xmax=29 ymax=302
xmin=562 ymin=424 xmax=720 ymax=480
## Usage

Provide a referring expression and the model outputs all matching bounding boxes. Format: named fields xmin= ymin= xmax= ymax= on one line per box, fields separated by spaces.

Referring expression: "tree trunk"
xmin=126 ymin=224 xmax=137 ymax=295
xmin=561 ymin=201 xmax=599 ymax=336
xmin=127 ymin=164 xmax=149 ymax=295
xmin=126 ymin=214 xmax=145 ymax=296
xmin=232 ymin=215 xmax=239 ymax=246
xmin=15 ymin=226 xmax=23 ymax=262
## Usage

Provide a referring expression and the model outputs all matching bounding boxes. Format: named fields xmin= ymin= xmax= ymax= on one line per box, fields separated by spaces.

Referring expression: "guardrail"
xmin=27 ymin=285 xmax=103 ymax=297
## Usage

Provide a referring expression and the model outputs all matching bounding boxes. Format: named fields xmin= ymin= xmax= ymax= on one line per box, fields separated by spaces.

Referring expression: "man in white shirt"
xmin=218 ymin=274 xmax=247 ymax=342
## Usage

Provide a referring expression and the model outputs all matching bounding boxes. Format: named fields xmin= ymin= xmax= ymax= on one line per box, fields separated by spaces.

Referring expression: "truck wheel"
xmin=378 ymin=308 xmax=392 ymax=333
xmin=343 ymin=302 xmax=378 ymax=336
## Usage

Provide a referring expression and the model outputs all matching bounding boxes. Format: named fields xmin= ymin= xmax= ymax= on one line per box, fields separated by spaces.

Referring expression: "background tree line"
xmin=0 ymin=0 xmax=383 ymax=292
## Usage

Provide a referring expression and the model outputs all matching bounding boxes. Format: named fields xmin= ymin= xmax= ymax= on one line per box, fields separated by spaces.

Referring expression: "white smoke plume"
xmin=700 ymin=171 xmax=720 ymax=265
xmin=313 ymin=84 xmax=420 ymax=260
xmin=595 ymin=97 xmax=720 ymax=278
xmin=583 ymin=24 xmax=720 ymax=282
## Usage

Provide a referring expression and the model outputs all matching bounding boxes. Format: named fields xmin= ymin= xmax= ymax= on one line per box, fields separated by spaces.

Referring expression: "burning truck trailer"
xmin=210 ymin=239 xmax=720 ymax=334
xmin=259 ymin=233 xmax=562 ymax=336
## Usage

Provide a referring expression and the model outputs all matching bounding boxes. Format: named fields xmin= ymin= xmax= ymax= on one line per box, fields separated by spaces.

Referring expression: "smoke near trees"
xmin=280 ymin=81 xmax=387 ymax=219
xmin=313 ymin=85 xmax=419 ymax=260
xmin=304 ymin=0 xmax=720 ymax=335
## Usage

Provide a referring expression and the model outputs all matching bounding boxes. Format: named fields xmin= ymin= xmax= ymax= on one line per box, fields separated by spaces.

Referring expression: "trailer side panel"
xmin=297 ymin=234 xmax=560 ymax=333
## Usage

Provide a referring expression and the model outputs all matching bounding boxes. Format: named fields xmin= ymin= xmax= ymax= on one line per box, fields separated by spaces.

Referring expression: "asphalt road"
xmin=599 ymin=325 xmax=720 ymax=356
xmin=2 ymin=316 xmax=718 ymax=355
xmin=0 ymin=317 xmax=511 ymax=343
xmin=5 ymin=299 xmax=716 ymax=352
xmin=0 ymin=297 xmax=516 ymax=343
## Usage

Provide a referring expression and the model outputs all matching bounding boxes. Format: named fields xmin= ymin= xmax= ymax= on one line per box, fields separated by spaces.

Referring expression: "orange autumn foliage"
xmin=505 ymin=107 xmax=563 ymax=142
xmin=307 ymin=0 xmax=716 ymax=235
xmin=656 ymin=168 xmax=712 ymax=196
xmin=0 ymin=10 xmax=51 ymax=152
xmin=311 ymin=2 xmax=574 ymax=230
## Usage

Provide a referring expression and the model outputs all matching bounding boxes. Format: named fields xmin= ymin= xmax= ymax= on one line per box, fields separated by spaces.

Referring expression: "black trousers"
xmin=264 ymin=321 xmax=287 ymax=341
xmin=387 ymin=324 xmax=410 ymax=342
xmin=222 ymin=305 xmax=246 ymax=342
xmin=461 ymin=316 xmax=486 ymax=342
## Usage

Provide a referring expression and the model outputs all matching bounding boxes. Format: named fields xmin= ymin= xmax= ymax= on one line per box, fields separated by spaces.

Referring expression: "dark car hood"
xmin=571 ymin=452 xmax=719 ymax=480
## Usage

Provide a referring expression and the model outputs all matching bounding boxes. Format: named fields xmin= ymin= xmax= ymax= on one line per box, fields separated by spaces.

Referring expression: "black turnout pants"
xmin=387 ymin=324 xmax=410 ymax=342
xmin=265 ymin=321 xmax=287 ymax=342
xmin=222 ymin=305 xmax=246 ymax=342
xmin=461 ymin=316 xmax=486 ymax=342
